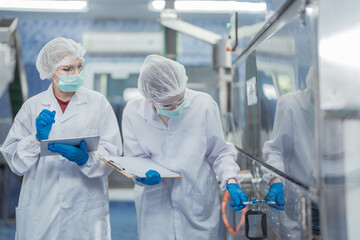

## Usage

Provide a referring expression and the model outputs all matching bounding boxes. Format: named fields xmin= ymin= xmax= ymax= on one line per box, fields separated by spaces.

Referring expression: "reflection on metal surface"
xmin=237 ymin=148 xmax=311 ymax=191
xmin=232 ymin=0 xmax=317 ymax=188
xmin=228 ymin=0 xmax=360 ymax=238
xmin=230 ymin=0 xmax=291 ymax=55
xmin=230 ymin=0 xmax=319 ymax=239
xmin=262 ymin=67 xmax=317 ymax=188
xmin=232 ymin=151 xmax=314 ymax=239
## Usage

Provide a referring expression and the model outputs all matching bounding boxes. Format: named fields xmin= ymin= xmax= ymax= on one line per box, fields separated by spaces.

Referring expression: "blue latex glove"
xmin=48 ymin=141 xmax=89 ymax=166
xmin=264 ymin=182 xmax=285 ymax=210
xmin=36 ymin=109 xmax=56 ymax=141
xmin=226 ymin=183 xmax=248 ymax=211
xmin=136 ymin=170 xmax=161 ymax=185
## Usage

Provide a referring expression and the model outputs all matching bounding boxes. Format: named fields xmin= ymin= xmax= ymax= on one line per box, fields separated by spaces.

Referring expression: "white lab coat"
xmin=262 ymin=90 xmax=315 ymax=240
xmin=262 ymin=89 xmax=345 ymax=239
xmin=122 ymin=89 xmax=241 ymax=240
xmin=0 ymin=84 xmax=122 ymax=240
xmin=262 ymin=89 xmax=316 ymax=187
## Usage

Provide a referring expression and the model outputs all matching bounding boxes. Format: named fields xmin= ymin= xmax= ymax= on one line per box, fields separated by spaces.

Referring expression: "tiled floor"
xmin=0 ymin=218 xmax=15 ymax=239
xmin=0 ymin=201 xmax=138 ymax=240
xmin=109 ymin=201 xmax=138 ymax=240
xmin=0 ymin=201 xmax=232 ymax=240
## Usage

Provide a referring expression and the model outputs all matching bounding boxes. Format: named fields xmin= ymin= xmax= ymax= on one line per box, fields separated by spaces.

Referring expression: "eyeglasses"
xmin=58 ymin=62 xmax=84 ymax=75
xmin=153 ymin=94 xmax=185 ymax=110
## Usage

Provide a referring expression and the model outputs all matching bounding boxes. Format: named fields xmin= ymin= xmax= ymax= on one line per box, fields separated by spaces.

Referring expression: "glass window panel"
xmin=232 ymin=3 xmax=317 ymax=189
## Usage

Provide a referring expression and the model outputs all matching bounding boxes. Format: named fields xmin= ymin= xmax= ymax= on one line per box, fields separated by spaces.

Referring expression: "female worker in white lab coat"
xmin=122 ymin=54 xmax=248 ymax=240
xmin=0 ymin=37 xmax=121 ymax=240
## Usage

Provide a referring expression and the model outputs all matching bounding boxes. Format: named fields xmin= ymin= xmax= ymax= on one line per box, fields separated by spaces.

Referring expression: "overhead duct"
xmin=81 ymin=32 xmax=164 ymax=55
xmin=160 ymin=17 xmax=222 ymax=45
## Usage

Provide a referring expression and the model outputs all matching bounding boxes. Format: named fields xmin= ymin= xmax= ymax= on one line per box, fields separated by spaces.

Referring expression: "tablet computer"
xmin=40 ymin=135 xmax=100 ymax=156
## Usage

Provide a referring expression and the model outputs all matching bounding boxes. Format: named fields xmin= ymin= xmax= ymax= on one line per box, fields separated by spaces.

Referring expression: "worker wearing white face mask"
xmin=122 ymin=54 xmax=248 ymax=240
xmin=0 ymin=37 xmax=122 ymax=240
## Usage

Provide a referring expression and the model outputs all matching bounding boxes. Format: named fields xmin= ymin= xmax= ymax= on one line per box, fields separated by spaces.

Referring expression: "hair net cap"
xmin=36 ymin=37 xmax=86 ymax=80
xmin=138 ymin=54 xmax=188 ymax=101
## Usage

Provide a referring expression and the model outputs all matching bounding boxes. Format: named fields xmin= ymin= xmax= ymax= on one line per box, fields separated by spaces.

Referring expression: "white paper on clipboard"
xmin=40 ymin=135 xmax=100 ymax=156
xmin=99 ymin=156 xmax=181 ymax=178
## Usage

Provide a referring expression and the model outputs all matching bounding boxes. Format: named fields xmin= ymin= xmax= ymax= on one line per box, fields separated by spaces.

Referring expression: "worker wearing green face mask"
xmin=122 ymin=54 xmax=247 ymax=240
xmin=154 ymin=97 xmax=187 ymax=118
xmin=1 ymin=37 xmax=122 ymax=240
xmin=54 ymin=70 xmax=85 ymax=92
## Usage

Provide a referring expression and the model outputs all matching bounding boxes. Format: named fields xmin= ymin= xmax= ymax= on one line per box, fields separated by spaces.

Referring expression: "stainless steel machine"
xmin=225 ymin=0 xmax=360 ymax=239
xmin=0 ymin=17 xmax=28 ymax=227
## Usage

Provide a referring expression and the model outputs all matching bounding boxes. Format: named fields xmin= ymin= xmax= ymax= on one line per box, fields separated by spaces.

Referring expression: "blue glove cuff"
xmin=226 ymin=183 xmax=248 ymax=211
xmin=226 ymin=183 xmax=238 ymax=190
xmin=270 ymin=182 xmax=283 ymax=190
xmin=77 ymin=154 xmax=89 ymax=167
xmin=36 ymin=133 xmax=45 ymax=141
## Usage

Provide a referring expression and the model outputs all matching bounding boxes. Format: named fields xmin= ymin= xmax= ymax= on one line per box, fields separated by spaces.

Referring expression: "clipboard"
xmin=40 ymin=135 xmax=100 ymax=156
xmin=99 ymin=156 xmax=181 ymax=179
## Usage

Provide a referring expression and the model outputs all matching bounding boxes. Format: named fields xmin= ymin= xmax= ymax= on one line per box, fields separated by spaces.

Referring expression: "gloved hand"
xmin=226 ymin=183 xmax=248 ymax=211
xmin=48 ymin=141 xmax=89 ymax=166
xmin=36 ymin=109 xmax=56 ymax=141
xmin=264 ymin=182 xmax=285 ymax=210
xmin=136 ymin=170 xmax=161 ymax=185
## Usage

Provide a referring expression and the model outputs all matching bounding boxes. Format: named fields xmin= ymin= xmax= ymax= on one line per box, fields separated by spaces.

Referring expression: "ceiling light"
xmin=150 ymin=1 xmax=266 ymax=13
xmin=0 ymin=0 xmax=88 ymax=12
xmin=152 ymin=0 xmax=165 ymax=10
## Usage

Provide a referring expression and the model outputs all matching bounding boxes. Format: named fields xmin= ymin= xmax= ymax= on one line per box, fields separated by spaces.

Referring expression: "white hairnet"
xmin=138 ymin=54 xmax=188 ymax=101
xmin=36 ymin=37 xmax=86 ymax=80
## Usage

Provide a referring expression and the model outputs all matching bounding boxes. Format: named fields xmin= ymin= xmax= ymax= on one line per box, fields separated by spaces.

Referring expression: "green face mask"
xmin=156 ymin=99 xmax=186 ymax=118
xmin=56 ymin=71 xmax=85 ymax=92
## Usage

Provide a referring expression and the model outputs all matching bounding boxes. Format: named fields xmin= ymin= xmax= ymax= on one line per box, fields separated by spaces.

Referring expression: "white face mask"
xmin=156 ymin=99 xmax=186 ymax=118
xmin=55 ymin=71 xmax=85 ymax=92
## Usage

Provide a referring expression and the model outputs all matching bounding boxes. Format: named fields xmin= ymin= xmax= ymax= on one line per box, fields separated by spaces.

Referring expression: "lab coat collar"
xmin=41 ymin=83 xmax=87 ymax=104
xmin=298 ymin=89 xmax=313 ymax=112
xmin=40 ymin=83 xmax=87 ymax=122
